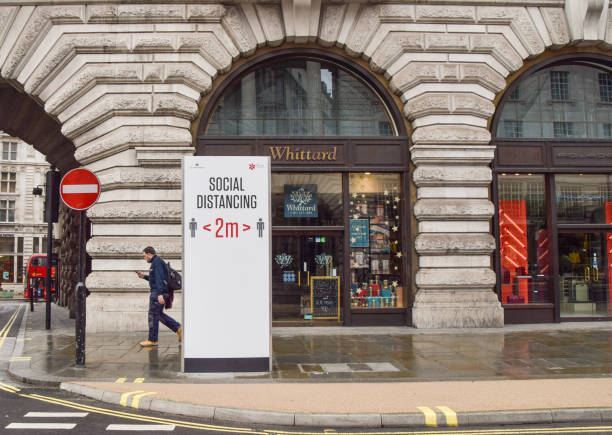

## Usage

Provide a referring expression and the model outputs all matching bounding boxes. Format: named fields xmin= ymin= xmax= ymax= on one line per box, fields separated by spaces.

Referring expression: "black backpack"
xmin=163 ymin=261 xmax=182 ymax=309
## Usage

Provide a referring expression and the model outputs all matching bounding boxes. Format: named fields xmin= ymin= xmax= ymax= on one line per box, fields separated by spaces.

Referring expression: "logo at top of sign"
xmin=249 ymin=163 xmax=255 ymax=170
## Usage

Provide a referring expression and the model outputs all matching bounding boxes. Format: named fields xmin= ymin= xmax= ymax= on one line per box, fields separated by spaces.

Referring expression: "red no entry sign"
xmin=59 ymin=168 xmax=101 ymax=210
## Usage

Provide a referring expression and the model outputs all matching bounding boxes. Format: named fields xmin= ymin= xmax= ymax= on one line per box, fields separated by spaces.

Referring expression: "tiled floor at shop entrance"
xmin=17 ymin=304 xmax=612 ymax=383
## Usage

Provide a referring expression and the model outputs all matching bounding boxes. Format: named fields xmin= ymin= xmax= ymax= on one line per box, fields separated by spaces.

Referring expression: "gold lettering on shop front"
xmin=269 ymin=146 xmax=337 ymax=161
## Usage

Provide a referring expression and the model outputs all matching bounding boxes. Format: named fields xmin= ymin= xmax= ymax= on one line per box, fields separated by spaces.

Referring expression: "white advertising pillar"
xmin=182 ymin=156 xmax=271 ymax=372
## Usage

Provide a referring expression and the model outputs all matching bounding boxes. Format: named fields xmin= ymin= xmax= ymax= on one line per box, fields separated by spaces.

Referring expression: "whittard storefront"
xmin=196 ymin=50 xmax=411 ymax=326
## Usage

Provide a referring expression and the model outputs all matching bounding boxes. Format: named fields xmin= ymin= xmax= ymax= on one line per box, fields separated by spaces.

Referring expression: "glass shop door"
xmin=272 ymin=232 xmax=343 ymax=324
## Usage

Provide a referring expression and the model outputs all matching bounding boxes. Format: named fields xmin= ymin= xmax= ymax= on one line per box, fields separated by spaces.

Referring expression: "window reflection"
xmin=207 ymin=59 xmax=394 ymax=136
xmin=497 ymin=64 xmax=612 ymax=139
xmin=556 ymin=175 xmax=612 ymax=224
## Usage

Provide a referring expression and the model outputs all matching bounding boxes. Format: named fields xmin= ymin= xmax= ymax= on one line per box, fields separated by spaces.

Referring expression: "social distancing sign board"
xmin=182 ymin=156 xmax=271 ymax=372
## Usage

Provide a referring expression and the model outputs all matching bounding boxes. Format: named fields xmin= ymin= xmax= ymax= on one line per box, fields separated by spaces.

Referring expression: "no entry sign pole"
xmin=59 ymin=168 xmax=101 ymax=367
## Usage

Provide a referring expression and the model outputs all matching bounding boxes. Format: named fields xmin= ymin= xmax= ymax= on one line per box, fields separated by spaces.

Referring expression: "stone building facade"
xmin=0 ymin=132 xmax=51 ymax=295
xmin=0 ymin=0 xmax=609 ymax=331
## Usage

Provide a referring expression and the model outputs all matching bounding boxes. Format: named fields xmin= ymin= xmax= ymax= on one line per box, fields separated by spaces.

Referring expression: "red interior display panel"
xmin=499 ymin=200 xmax=528 ymax=304
xmin=606 ymin=203 xmax=612 ymax=315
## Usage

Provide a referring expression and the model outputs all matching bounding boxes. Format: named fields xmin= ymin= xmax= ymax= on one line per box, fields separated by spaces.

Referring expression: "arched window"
xmin=497 ymin=62 xmax=612 ymax=140
xmin=493 ymin=56 xmax=612 ymax=324
xmin=205 ymin=58 xmax=396 ymax=137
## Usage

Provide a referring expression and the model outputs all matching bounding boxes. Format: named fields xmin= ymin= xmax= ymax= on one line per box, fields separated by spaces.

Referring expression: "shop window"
xmin=0 ymin=255 xmax=13 ymax=282
xmin=33 ymin=237 xmax=39 ymax=253
xmin=497 ymin=63 xmax=612 ymax=139
xmin=0 ymin=237 xmax=14 ymax=253
xmin=599 ymin=73 xmax=612 ymax=102
xmin=2 ymin=142 xmax=17 ymax=160
xmin=17 ymin=237 xmax=23 ymax=253
xmin=207 ymin=59 xmax=395 ymax=136
xmin=348 ymin=173 xmax=404 ymax=308
xmin=498 ymin=175 xmax=551 ymax=304
xmin=604 ymin=123 xmax=612 ymax=138
xmin=550 ymin=71 xmax=569 ymax=100
xmin=0 ymin=200 xmax=14 ymax=222
xmin=555 ymin=174 xmax=612 ymax=225
xmin=1 ymin=172 xmax=16 ymax=193
xmin=271 ymin=173 xmax=342 ymax=226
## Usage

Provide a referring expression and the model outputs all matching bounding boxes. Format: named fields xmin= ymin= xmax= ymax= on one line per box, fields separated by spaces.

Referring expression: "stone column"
xmin=411 ymin=126 xmax=503 ymax=328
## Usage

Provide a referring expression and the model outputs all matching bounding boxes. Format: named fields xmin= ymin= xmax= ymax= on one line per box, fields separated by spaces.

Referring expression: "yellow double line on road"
xmin=0 ymin=304 xmax=24 ymax=353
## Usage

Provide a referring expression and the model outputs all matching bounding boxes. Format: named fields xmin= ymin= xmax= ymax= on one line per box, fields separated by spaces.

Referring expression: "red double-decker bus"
xmin=23 ymin=254 xmax=56 ymax=301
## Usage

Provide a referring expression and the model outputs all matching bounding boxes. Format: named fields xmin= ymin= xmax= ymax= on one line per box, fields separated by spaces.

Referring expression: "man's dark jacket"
xmin=143 ymin=255 xmax=166 ymax=298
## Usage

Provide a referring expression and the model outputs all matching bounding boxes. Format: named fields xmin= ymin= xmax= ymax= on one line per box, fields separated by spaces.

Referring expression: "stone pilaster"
xmin=411 ymin=126 xmax=503 ymax=328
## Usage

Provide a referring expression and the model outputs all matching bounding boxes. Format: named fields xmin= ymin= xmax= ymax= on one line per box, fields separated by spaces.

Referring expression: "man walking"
xmin=136 ymin=246 xmax=181 ymax=346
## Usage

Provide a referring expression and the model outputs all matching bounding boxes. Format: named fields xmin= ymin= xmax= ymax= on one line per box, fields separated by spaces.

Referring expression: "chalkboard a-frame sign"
xmin=310 ymin=276 xmax=340 ymax=320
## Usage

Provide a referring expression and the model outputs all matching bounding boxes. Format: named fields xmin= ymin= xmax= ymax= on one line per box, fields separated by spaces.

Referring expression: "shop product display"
xmin=349 ymin=174 xmax=403 ymax=309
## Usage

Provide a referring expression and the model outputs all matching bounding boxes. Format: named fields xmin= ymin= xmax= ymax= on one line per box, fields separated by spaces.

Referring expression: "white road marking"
xmin=25 ymin=412 xmax=89 ymax=418
xmin=6 ymin=422 xmax=77 ymax=429
xmin=106 ymin=424 xmax=175 ymax=431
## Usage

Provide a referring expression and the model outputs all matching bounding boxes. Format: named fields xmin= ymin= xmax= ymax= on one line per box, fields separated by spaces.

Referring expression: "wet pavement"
xmin=13 ymin=300 xmax=612 ymax=383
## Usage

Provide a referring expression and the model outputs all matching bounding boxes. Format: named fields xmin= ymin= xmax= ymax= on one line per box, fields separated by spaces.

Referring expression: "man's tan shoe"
xmin=139 ymin=340 xmax=158 ymax=347
xmin=177 ymin=327 xmax=182 ymax=342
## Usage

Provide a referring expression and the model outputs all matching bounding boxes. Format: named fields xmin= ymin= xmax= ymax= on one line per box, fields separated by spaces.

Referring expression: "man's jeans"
xmin=148 ymin=295 xmax=180 ymax=342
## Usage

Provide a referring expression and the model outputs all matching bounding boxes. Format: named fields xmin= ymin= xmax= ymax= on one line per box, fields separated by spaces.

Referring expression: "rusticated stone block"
xmin=87 ymin=236 xmax=181 ymax=258
xmin=403 ymin=93 xmax=449 ymax=119
xmin=412 ymin=290 xmax=503 ymax=328
xmin=415 ymin=233 xmax=495 ymax=255
xmin=416 ymin=267 xmax=496 ymax=289
xmin=255 ymin=4 xmax=284 ymax=46
xmin=412 ymin=124 xmax=491 ymax=145
xmin=186 ymin=4 xmax=226 ymax=22
xmin=222 ymin=6 xmax=257 ymax=56
xmin=88 ymin=4 xmax=187 ymax=23
xmin=44 ymin=64 xmax=142 ymax=114
xmin=379 ymin=4 xmax=415 ymax=22
xmin=404 ymin=93 xmax=494 ymax=119
xmin=88 ymin=201 xmax=181 ymax=223
xmin=370 ymin=32 xmax=424 ymax=73
xmin=75 ymin=125 xmax=191 ymax=163
xmin=416 ymin=5 xmax=475 ymax=23
xmin=319 ymin=4 xmax=346 ymax=47
xmin=414 ymin=198 xmax=494 ymax=219
xmin=413 ymin=165 xmax=491 ymax=186
xmin=152 ymin=94 xmax=198 ymax=118
xmin=389 ymin=63 xmax=438 ymax=94
xmin=425 ymin=33 xmax=469 ymax=51
xmin=61 ymin=93 xmax=150 ymax=138
xmin=178 ymin=33 xmax=232 ymax=73
xmin=2 ymin=5 xmax=84 ymax=79
xmin=410 ymin=144 xmax=496 ymax=165
xmin=164 ymin=63 xmax=212 ymax=92
xmin=540 ymin=8 xmax=570 ymax=47
xmin=460 ymin=63 xmax=506 ymax=92
xmin=419 ymin=254 xmax=491 ymax=268
xmin=132 ymin=34 xmax=175 ymax=52
xmin=477 ymin=6 xmax=545 ymax=56
xmin=345 ymin=5 xmax=379 ymax=57
xmin=0 ymin=7 xmax=18 ymax=42
xmin=453 ymin=93 xmax=495 ymax=117
xmin=25 ymin=33 xmax=131 ymax=95
xmin=470 ymin=33 xmax=522 ymax=71
xmin=96 ymin=166 xmax=181 ymax=189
